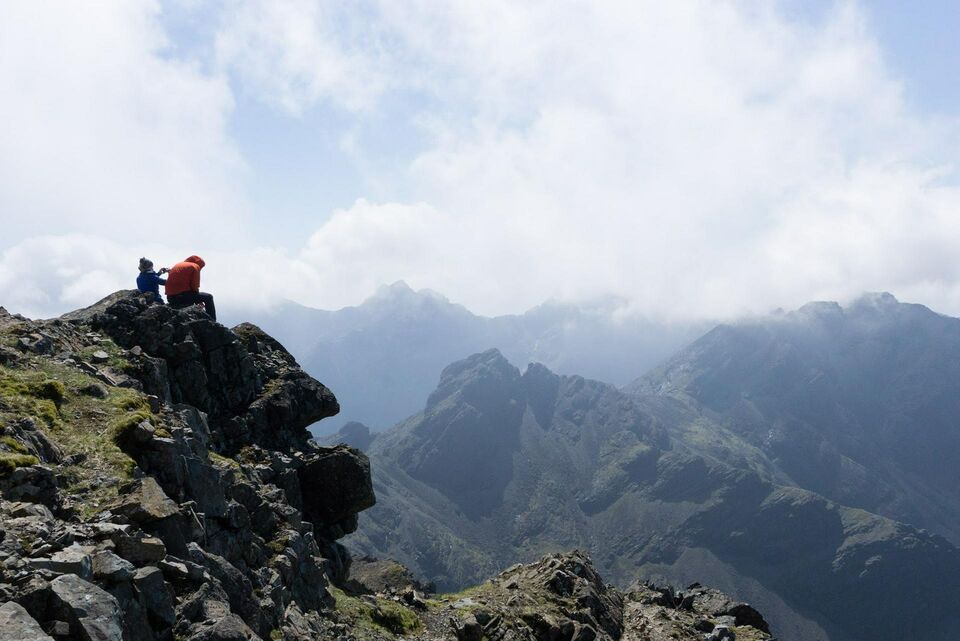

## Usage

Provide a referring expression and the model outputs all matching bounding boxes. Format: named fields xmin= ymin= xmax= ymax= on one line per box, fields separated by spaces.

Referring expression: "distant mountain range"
xmin=628 ymin=291 xmax=960 ymax=545
xmin=330 ymin=293 xmax=960 ymax=641
xmin=224 ymin=281 xmax=706 ymax=434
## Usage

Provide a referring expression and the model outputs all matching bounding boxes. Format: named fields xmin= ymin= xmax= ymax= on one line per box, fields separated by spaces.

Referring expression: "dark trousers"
xmin=168 ymin=291 xmax=217 ymax=321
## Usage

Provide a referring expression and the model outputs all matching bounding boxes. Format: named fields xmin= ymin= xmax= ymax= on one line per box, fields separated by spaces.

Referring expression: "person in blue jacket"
xmin=136 ymin=257 xmax=169 ymax=304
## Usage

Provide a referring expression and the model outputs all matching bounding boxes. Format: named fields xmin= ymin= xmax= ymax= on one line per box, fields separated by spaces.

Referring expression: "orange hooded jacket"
xmin=164 ymin=256 xmax=205 ymax=297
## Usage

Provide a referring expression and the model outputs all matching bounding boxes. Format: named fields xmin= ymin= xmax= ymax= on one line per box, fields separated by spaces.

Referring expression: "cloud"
xmin=215 ymin=0 xmax=390 ymax=114
xmin=207 ymin=1 xmax=960 ymax=318
xmin=3 ymin=1 xmax=960 ymax=322
xmin=0 ymin=0 xmax=246 ymax=247
xmin=0 ymin=235 xmax=131 ymax=318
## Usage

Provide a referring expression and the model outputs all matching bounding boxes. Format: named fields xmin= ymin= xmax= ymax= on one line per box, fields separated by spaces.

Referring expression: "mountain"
xmin=225 ymin=281 xmax=705 ymax=434
xmin=627 ymin=292 xmax=960 ymax=545
xmin=0 ymin=292 xmax=374 ymax=640
xmin=0 ymin=292 xmax=771 ymax=641
xmin=345 ymin=347 xmax=960 ymax=641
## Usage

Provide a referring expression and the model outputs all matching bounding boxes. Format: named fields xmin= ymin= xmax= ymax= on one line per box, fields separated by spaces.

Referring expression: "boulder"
xmin=298 ymin=445 xmax=375 ymax=529
xmin=186 ymin=543 xmax=263 ymax=635
xmin=114 ymin=535 xmax=167 ymax=566
xmin=690 ymin=587 xmax=769 ymax=633
xmin=185 ymin=613 xmax=260 ymax=641
xmin=49 ymin=574 xmax=124 ymax=641
xmin=133 ymin=566 xmax=176 ymax=628
xmin=0 ymin=601 xmax=53 ymax=641
xmin=112 ymin=477 xmax=180 ymax=525
xmin=91 ymin=550 xmax=135 ymax=583
xmin=79 ymin=383 xmax=108 ymax=398
xmin=0 ymin=464 xmax=59 ymax=506
xmin=27 ymin=544 xmax=93 ymax=579
xmin=706 ymin=626 xmax=736 ymax=640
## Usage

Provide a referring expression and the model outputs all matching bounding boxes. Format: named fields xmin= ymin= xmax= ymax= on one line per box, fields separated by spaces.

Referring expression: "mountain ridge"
xmin=627 ymin=291 xmax=960 ymax=544
xmin=344 ymin=309 xmax=960 ymax=641
xmin=226 ymin=282 xmax=707 ymax=433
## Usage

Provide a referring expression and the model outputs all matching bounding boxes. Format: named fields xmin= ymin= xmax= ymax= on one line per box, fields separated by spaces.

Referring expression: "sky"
xmin=1 ymin=0 xmax=959 ymax=320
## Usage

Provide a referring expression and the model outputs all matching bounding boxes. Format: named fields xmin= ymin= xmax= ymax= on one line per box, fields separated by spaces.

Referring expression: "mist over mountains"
xmin=225 ymin=281 xmax=706 ymax=434
xmin=324 ymin=291 xmax=960 ymax=641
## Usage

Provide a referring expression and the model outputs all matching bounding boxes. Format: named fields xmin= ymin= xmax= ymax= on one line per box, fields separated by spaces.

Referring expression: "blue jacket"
xmin=136 ymin=270 xmax=166 ymax=303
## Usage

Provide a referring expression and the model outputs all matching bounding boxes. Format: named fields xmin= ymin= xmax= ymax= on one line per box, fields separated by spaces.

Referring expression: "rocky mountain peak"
xmin=425 ymin=348 xmax=522 ymax=410
xmin=367 ymin=280 xmax=465 ymax=318
xmin=793 ymin=299 xmax=844 ymax=322
xmin=0 ymin=290 xmax=374 ymax=640
xmin=850 ymin=290 xmax=900 ymax=310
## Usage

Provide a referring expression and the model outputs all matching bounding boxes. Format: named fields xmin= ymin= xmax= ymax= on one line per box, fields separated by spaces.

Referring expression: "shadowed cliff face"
xmin=348 ymin=345 xmax=960 ymax=641
xmin=395 ymin=350 xmax=527 ymax=518
xmin=628 ymin=292 xmax=960 ymax=545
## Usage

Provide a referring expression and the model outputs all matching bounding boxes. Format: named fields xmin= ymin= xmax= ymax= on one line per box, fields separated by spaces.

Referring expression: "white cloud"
xmin=0 ymin=0 xmax=247 ymax=247
xmin=205 ymin=1 xmax=960 ymax=318
xmin=0 ymin=235 xmax=130 ymax=318
xmin=215 ymin=0 xmax=390 ymax=114
xmin=4 ymin=1 xmax=960 ymax=322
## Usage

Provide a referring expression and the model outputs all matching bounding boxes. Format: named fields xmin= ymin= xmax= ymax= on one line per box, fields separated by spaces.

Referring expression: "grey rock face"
xmin=186 ymin=543 xmax=263 ymax=635
xmin=114 ymin=536 xmax=167 ymax=566
xmin=133 ymin=566 xmax=176 ymax=628
xmin=50 ymin=574 xmax=124 ymax=641
xmin=0 ymin=602 xmax=53 ymax=641
xmin=28 ymin=544 xmax=93 ymax=579
xmin=88 ymin=293 xmax=338 ymax=453
xmin=91 ymin=551 xmax=135 ymax=583
xmin=111 ymin=477 xmax=180 ymax=524
xmin=184 ymin=613 xmax=259 ymax=641
xmin=298 ymin=444 xmax=376 ymax=529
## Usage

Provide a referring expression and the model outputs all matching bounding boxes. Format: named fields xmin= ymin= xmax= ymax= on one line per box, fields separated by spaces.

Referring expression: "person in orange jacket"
xmin=165 ymin=255 xmax=216 ymax=321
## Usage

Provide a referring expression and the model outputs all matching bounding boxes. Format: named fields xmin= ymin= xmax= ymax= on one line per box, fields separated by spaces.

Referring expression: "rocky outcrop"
xmin=0 ymin=293 xmax=372 ymax=641
xmin=83 ymin=293 xmax=339 ymax=453
xmin=424 ymin=551 xmax=772 ymax=641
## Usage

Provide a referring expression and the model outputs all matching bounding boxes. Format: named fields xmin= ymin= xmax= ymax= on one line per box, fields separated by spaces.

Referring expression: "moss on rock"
xmin=108 ymin=410 xmax=152 ymax=447
xmin=0 ymin=453 xmax=39 ymax=477
xmin=0 ymin=435 xmax=27 ymax=453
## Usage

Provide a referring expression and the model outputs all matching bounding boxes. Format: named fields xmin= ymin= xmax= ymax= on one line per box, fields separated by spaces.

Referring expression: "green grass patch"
xmin=0 ymin=366 xmax=66 ymax=427
xmin=329 ymin=586 xmax=422 ymax=637
xmin=0 ymin=453 xmax=39 ymax=477
xmin=209 ymin=451 xmax=241 ymax=469
xmin=0 ymin=360 xmax=144 ymax=518
xmin=109 ymin=388 xmax=151 ymax=413
xmin=267 ymin=534 xmax=291 ymax=556
xmin=0 ymin=435 xmax=27 ymax=453
xmin=108 ymin=410 xmax=152 ymax=447
xmin=79 ymin=341 xmax=129 ymax=369
xmin=373 ymin=600 xmax=422 ymax=635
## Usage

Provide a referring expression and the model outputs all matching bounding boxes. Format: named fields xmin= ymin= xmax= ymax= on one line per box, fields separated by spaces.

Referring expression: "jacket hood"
xmin=185 ymin=255 xmax=205 ymax=269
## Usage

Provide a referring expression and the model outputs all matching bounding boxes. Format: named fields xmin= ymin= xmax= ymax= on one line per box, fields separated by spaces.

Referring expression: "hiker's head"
xmin=138 ymin=257 xmax=154 ymax=273
xmin=185 ymin=255 xmax=206 ymax=269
